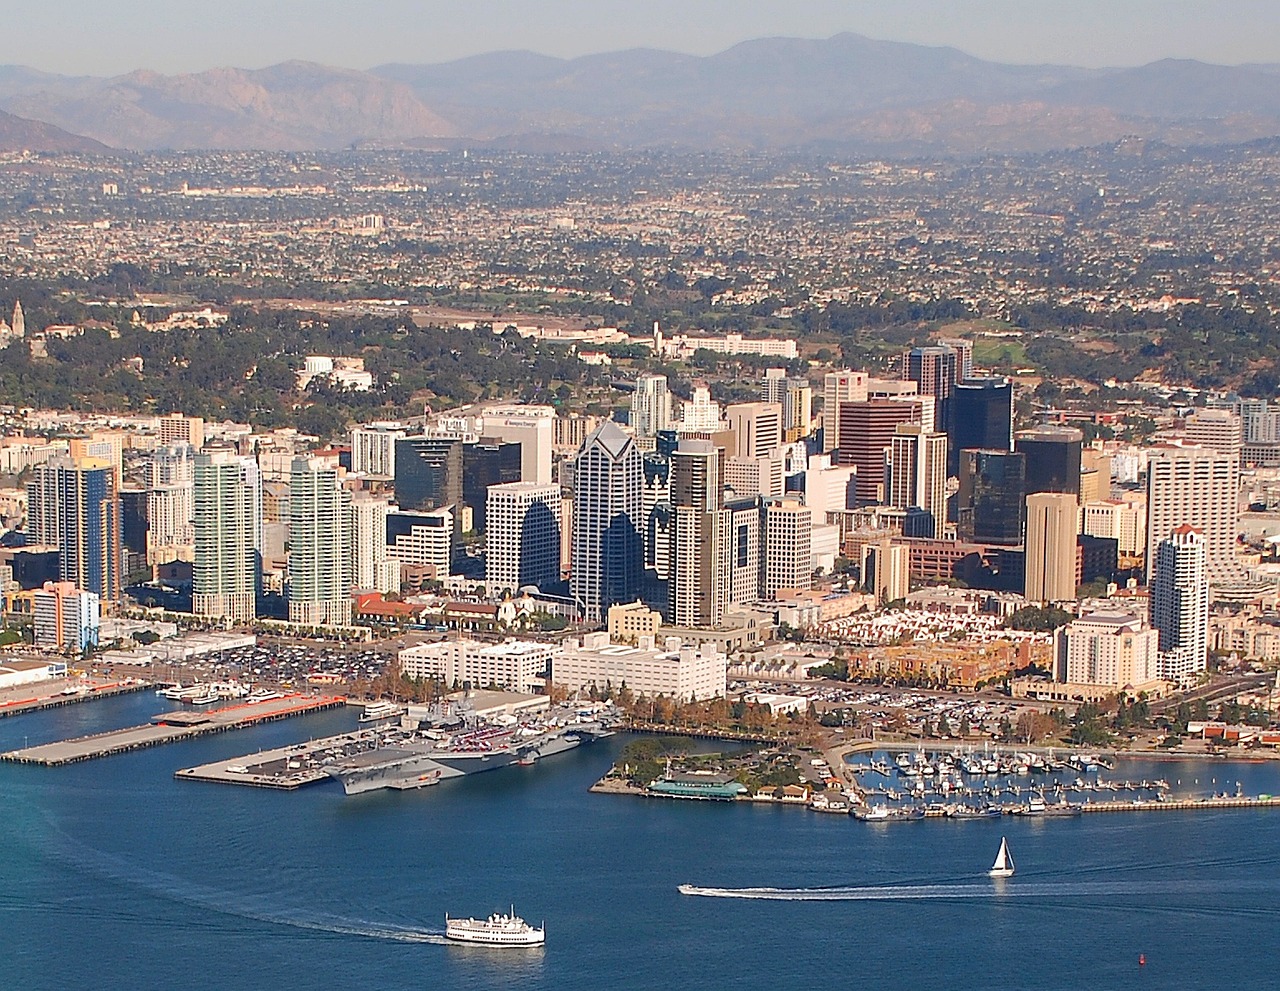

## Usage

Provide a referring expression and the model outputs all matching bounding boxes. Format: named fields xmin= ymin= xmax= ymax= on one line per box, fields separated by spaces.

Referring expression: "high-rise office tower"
xmin=571 ymin=421 xmax=644 ymax=623
xmin=885 ymin=424 xmax=948 ymax=539
xmin=836 ymin=398 xmax=927 ymax=505
xmin=937 ymin=338 xmax=974 ymax=380
xmin=146 ymin=443 xmax=195 ymax=565
xmin=822 ymin=370 xmax=869 ymax=453
xmin=394 ymin=437 xmax=463 ymax=513
xmin=762 ymin=369 xmax=812 ymax=443
xmin=724 ymin=497 xmax=762 ymax=607
xmin=485 ymin=482 xmax=562 ymax=596
xmin=386 ymin=508 xmax=454 ymax=576
xmin=463 ymin=439 xmax=522 ymax=532
xmin=288 ymin=457 xmax=352 ymax=626
xmin=158 ymin=413 xmax=205 ymax=451
xmin=763 ymin=498 xmax=812 ymax=600
xmin=724 ymin=402 xmax=783 ymax=459
xmin=27 ymin=456 xmax=122 ymax=602
xmin=678 ymin=384 xmax=722 ymax=431
xmin=951 ymin=378 xmax=1013 ymax=472
xmin=1145 ymin=445 xmax=1243 ymax=586
xmin=632 ymin=373 xmax=673 ymax=438
xmin=1024 ymin=492 xmax=1079 ymax=603
xmin=904 ymin=345 xmax=958 ymax=435
xmin=956 ymin=449 xmax=1026 ymax=545
xmin=480 ymin=405 xmax=555 ymax=485
xmin=1184 ymin=408 xmax=1243 ymax=461
xmin=1150 ymin=525 xmax=1210 ymax=683
xmin=1016 ymin=427 xmax=1084 ymax=497
xmin=192 ymin=450 xmax=260 ymax=621
xmin=670 ymin=439 xmax=727 ymax=628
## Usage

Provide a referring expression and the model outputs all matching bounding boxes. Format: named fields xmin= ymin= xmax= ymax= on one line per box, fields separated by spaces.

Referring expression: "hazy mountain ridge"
xmin=3 ymin=34 xmax=1279 ymax=154
xmin=0 ymin=107 xmax=110 ymax=153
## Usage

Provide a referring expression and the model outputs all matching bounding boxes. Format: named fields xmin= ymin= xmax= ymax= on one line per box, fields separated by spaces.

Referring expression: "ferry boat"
xmin=358 ymin=700 xmax=403 ymax=724
xmin=445 ymin=910 xmax=544 ymax=946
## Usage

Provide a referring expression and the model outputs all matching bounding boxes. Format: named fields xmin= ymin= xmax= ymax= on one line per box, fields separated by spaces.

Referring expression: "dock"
xmin=0 ymin=679 xmax=153 ymax=719
xmin=0 ymin=694 xmax=347 ymax=766
xmin=174 ymin=728 xmax=380 ymax=790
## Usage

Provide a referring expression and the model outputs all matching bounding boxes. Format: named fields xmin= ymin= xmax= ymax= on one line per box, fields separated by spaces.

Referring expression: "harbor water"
xmin=4 ymin=691 xmax=1280 ymax=990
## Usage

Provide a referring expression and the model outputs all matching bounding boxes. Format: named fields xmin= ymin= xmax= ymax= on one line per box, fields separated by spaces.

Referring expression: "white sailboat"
xmin=988 ymin=836 xmax=1015 ymax=878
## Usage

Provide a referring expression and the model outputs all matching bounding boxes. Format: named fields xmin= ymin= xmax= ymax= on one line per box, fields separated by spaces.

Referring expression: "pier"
xmin=175 ymin=728 xmax=379 ymax=790
xmin=0 ymin=679 xmax=153 ymax=719
xmin=0 ymin=693 xmax=346 ymax=766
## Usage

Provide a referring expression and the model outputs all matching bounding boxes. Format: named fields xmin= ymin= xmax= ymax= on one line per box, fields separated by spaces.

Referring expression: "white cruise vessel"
xmin=445 ymin=910 xmax=544 ymax=946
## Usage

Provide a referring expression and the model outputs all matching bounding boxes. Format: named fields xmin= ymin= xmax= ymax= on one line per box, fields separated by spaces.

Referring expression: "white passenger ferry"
xmin=444 ymin=910 xmax=545 ymax=946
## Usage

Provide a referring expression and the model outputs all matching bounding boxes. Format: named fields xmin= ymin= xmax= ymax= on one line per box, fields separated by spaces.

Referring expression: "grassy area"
xmin=0 ymin=630 xmax=23 ymax=647
xmin=971 ymin=337 xmax=1030 ymax=368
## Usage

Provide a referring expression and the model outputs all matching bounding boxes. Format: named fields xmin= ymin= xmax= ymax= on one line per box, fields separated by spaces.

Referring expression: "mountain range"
xmin=3 ymin=33 xmax=1280 ymax=156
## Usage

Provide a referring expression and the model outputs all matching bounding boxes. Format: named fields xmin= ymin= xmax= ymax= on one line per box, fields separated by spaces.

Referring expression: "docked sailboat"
xmin=988 ymin=837 xmax=1015 ymax=878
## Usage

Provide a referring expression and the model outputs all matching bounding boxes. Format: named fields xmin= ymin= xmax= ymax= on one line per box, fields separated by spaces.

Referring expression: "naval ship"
xmin=324 ymin=710 xmax=613 ymax=795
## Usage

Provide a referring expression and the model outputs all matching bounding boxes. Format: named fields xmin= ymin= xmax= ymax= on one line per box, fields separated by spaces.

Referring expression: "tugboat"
xmin=445 ymin=908 xmax=545 ymax=946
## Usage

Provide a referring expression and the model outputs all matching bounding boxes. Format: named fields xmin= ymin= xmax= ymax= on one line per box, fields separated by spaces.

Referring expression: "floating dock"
xmin=175 ymin=729 xmax=380 ymax=790
xmin=0 ymin=694 xmax=346 ymax=766
xmin=0 ymin=679 xmax=153 ymax=719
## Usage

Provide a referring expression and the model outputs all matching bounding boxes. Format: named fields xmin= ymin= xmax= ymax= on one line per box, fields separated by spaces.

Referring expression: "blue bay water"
xmin=3 ymin=692 xmax=1280 ymax=990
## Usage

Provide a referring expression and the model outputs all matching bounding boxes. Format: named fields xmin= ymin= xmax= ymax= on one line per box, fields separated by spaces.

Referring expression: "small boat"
xmin=854 ymin=804 xmax=892 ymax=821
xmin=989 ymin=837 xmax=1015 ymax=878
xmin=445 ymin=909 xmax=544 ymax=946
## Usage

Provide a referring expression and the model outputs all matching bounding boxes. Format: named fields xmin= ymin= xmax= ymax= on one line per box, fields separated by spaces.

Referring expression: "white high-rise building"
xmin=147 ymin=443 xmax=196 ymax=564
xmin=802 ymin=459 xmax=856 ymax=519
xmin=1151 ymin=525 xmax=1210 ymax=684
xmin=387 ymin=507 xmax=453 ymax=576
xmin=1184 ymin=408 xmax=1243 ymax=461
xmin=288 ymin=457 xmax=352 ymax=626
xmin=349 ymin=496 xmax=398 ymax=593
xmin=571 ymin=422 xmax=644 ymax=622
xmin=822 ymin=370 xmax=869 ymax=452
xmin=350 ymin=422 xmax=407 ymax=476
xmin=678 ymin=384 xmax=722 ymax=432
xmin=670 ymin=439 xmax=727 ymax=628
xmin=193 ymin=450 xmax=261 ymax=622
xmin=1081 ymin=499 xmax=1147 ymax=557
xmin=763 ymin=498 xmax=812 ymax=600
xmin=1145 ymin=445 xmax=1244 ymax=586
xmin=480 ymin=405 xmax=555 ymax=485
xmin=485 ymin=482 xmax=562 ymax=596
xmin=631 ymin=373 xmax=673 ymax=438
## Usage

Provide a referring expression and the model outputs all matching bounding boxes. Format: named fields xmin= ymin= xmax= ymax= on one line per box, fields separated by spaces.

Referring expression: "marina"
xmin=0 ymin=693 xmax=346 ymax=766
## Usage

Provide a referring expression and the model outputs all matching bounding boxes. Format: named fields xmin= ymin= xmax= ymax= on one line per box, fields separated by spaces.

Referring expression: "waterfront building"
xmin=554 ymin=632 xmax=727 ymax=701
xmin=192 ymin=450 xmax=260 ymax=622
xmin=1016 ymin=427 xmax=1083 ymax=498
xmin=956 ymin=449 xmax=1025 ymax=546
xmin=570 ymin=421 xmax=644 ymax=622
xmin=1145 ymin=444 xmax=1244 ymax=586
xmin=399 ymin=638 xmax=556 ymax=694
xmin=288 ymin=457 xmax=352 ymax=626
xmin=27 ymin=456 xmax=122 ymax=603
xmin=1053 ymin=611 xmax=1160 ymax=688
xmin=822 ymin=369 xmax=869 ymax=452
xmin=32 ymin=580 xmax=100 ymax=652
xmin=485 ymin=482 xmax=562 ymax=596
xmin=1024 ymin=492 xmax=1079 ymax=603
xmin=1151 ymin=525 xmax=1210 ymax=684
xmin=885 ymin=424 xmax=948 ymax=540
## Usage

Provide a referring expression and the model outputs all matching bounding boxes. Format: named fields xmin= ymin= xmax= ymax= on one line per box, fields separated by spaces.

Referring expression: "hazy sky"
xmin=9 ymin=0 xmax=1280 ymax=76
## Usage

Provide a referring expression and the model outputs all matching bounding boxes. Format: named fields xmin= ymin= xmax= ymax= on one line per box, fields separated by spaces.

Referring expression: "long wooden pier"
xmin=1 ymin=694 xmax=346 ymax=766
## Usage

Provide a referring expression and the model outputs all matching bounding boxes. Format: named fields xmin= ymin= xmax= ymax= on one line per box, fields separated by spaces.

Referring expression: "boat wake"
xmin=676 ymin=878 xmax=1263 ymax=901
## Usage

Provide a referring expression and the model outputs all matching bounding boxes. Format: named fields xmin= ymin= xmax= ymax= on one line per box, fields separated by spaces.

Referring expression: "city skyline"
xmin=7 ymin=1 xmax=1280 ymax=77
